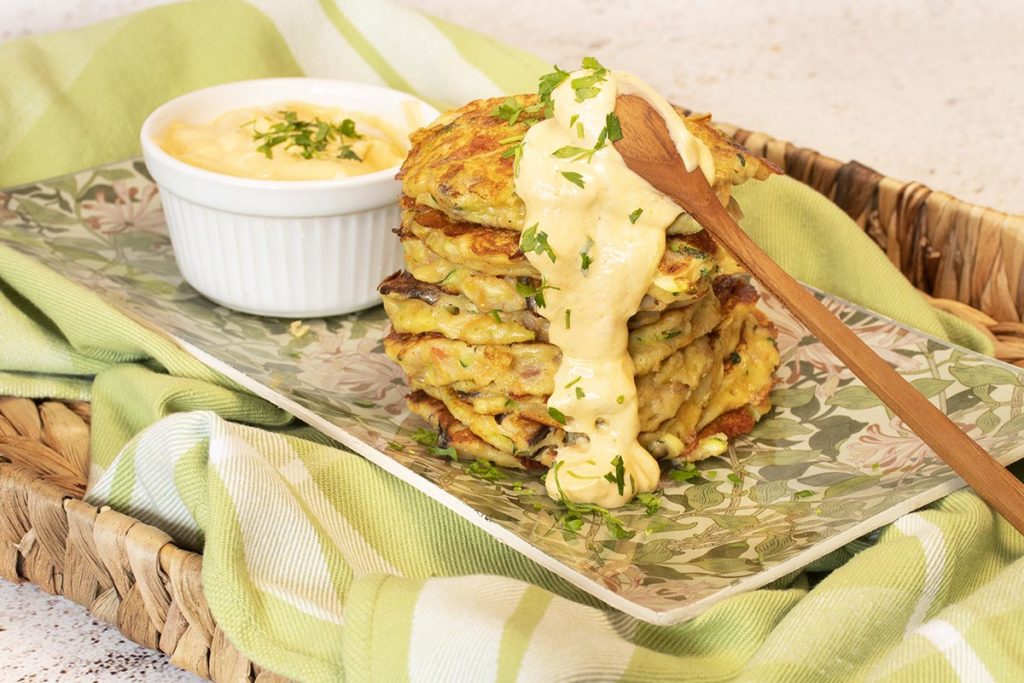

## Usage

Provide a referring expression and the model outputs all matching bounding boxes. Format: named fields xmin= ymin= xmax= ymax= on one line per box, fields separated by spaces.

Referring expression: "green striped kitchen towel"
xmin=2 ymin=1 xmax=1021 ymax=681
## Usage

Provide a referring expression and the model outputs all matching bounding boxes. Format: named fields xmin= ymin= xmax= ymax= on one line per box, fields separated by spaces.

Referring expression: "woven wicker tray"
xmin=2 ymin=125 xmax=1023 ymax=682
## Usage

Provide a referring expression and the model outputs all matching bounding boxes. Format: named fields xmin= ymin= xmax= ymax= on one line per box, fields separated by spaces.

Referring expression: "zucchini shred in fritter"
xmin=379 ymin=94 xmax=781 ymax=472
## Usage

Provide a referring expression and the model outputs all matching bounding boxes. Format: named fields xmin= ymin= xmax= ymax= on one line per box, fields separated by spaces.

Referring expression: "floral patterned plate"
xmin=4 ymin=160 xmax=1024 ymax=625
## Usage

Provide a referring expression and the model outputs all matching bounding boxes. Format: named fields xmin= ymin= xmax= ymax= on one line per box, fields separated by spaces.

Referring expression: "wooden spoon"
xmin=613 ymin=94 xmax=1024 ymax=533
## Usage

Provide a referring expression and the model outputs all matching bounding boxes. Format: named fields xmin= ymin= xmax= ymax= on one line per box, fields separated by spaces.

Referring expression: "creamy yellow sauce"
xmin=515 ymin=69 xmax=715 ymax=507
xmin=160 ymin=102 xmax=406 ymax=180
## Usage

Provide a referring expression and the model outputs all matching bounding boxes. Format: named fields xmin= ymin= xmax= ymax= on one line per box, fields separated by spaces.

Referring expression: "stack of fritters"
xmin=380 ymin=95 xmax=781 ymax=470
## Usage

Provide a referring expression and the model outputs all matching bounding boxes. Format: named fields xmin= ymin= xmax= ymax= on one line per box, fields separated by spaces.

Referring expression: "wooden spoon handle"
xmin=699 ymin=197 xmax=1024 ymax=532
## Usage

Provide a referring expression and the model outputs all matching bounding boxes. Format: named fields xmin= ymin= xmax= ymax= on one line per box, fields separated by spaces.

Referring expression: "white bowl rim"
xmin=139 ymin=77 xmax=437 ymax=191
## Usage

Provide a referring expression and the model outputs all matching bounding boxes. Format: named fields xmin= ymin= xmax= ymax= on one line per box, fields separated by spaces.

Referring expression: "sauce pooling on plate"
xmin=160 ymin=102 xmax=406 ymax=180
xmin=515 ymin=64 xmax=715 ymax=507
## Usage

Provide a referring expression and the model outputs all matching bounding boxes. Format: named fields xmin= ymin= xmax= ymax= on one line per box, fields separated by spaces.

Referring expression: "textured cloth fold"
xmin=1 ymin=1 xmax=1020 ymax=681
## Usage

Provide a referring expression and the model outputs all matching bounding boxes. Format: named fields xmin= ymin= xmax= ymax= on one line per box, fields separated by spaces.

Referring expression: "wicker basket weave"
xmin=2 ymin=128 xmax=1023 ymax=681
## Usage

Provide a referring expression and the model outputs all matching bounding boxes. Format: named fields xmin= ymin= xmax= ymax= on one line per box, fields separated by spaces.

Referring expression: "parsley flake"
xmin=491 ymin=96 xmax=543 ymax=126
xmin=629 ymin=208 xmax=644 ymax=224
xmin=520 ymin=224 xmax=557 ymax=263
xmin=602 ymin=454 xmax=626 ymax=495
xmin=605 ymin=112 xmax=623 ymax=141
xmin=564 ymin=308 xmax=571 ymax=329
xmin=552 ymin=145 xmax=595 ymax=163
xmin=430 ymin=445 xmax=459 ymax=461
xmin=547 ymin=406 xmax=567 ymax=425
xmin=410 ymin=428 xmax=438 ymax=447
xmin=501 ymin=141 xmax=524 ymax=176
xmin=538 ymin=66 xmax=571 ymax=116
xmin=575 ymin=386 xmax=585 ymax=399
xmin=515 ymin=277 xmax=559 ymax=308
xmin=468 ymin=458 xmax=503 ymax=481
xmin=579 ymin=237 xmax=594 ymax=273
xmin=561 ymin=171 xmax=586 ymax=188
xmin=636 ymin=492 xmax=661 ymax=516
xmin=668 ymin=464 xmax=699 ymax=483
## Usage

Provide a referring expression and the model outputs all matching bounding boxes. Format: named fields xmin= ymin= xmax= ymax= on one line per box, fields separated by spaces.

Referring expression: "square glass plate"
xmin=4 ymin=160 xmax=1024 ymax=625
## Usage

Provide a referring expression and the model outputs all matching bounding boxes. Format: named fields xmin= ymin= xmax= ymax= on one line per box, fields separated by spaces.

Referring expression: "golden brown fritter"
xmin=398 ymin=94 xmax=778 ymax=230
xmin=397 ymin=199 xmax=724 ymax=310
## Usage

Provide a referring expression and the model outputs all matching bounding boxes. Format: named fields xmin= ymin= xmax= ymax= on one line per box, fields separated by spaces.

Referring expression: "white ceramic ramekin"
xmin=140 ymin=78 xmax=439 ymax=318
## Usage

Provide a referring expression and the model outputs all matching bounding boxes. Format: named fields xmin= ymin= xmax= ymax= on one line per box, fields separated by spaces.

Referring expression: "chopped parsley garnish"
xmin=564 ymin=376 xmax=582 ymax=389
xmin=552 ymin=145 xmax=595 ymax=162
xmin=604 ymin=112 xmax=623 ymax=141
xmin=636 ymin=492 xmax=661 ymax=516
xmin=501 ymin=141 xmax=524 ymax=176
xmin=515 ymin=278 xmax=559 ymax=308
xmin=410 ymin=428 xmax=438 ymax=447
xmin=491 ymin=96 xmax=543 ymax=126
xmin=562 ymin=516 xmax=584 ymax=533
xmin=564 ymin=308 xmax=571 ymax=329
xmin=682 ymin=245 xmax=707 ymax=258
xmin=616 ymin=395 xmax=625 ymax=404
xmin=730 ymin=351 xmax=742 ymax=364
xmin=386 ymin=441 xmax=405 ymax=452
xmin=579 ymin=237 xmax=594 ymax=273
xmin=490 ymin=310 xmax=503 ymax=323
xmin=568 ymin=114 xmax=584 ymax=137
xmin=336 ymin=118 xmax=359 ymax=138
xmin=249 ymin=110 xmax=363 ymax=162
xmin=551 ymin=461 xmax=635 ymax=540
xmin=468 ymin=458 xmax=503 ymax=481
xmin=337 ymin=146 xmax=361 ymax=161
xmin=537 ymin=65 xmax=571 ymax=117
xmin=571 ymin=57 xmax=608 ymax=102
xmin=668 ymin=464 xmax=699 ymax=483
xmin=431 ymin=445 xmax=458 ymax=461
xmin=561 ymin=171 xmax=586 ymax=188
xmin=410 ymin=427 xmax=456 ymax=461
xmin=520 ymin=224 xmax=557 ymax=263
xmin=575 ymin=387 xmax=585 ymax=399
xmin=602 ymin=454 xmax=626 ymax=495
xmin=628 ymin=208 xmax=644 ymax=224
xmin=547 ymin=406 xmax=567 ymax=425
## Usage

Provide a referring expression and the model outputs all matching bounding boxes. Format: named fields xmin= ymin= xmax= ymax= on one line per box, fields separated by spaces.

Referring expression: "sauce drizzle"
xmin=515 ymin=68 xmax=715 ymax=507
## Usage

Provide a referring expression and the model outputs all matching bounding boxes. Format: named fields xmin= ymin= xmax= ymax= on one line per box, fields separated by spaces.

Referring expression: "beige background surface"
xmin=1 ymin=1 xmax=1022 ymax=680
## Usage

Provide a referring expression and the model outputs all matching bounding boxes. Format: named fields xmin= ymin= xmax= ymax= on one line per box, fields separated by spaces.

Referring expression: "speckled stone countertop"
xmin=0 ymin=581 xmax=199 ymax=682
xmin=1 ymin=0 xmax=1021 ymax=680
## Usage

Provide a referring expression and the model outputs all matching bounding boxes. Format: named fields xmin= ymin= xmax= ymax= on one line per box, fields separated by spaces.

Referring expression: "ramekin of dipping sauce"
xmin=140 ymin=78 xmax=439 ymax=317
